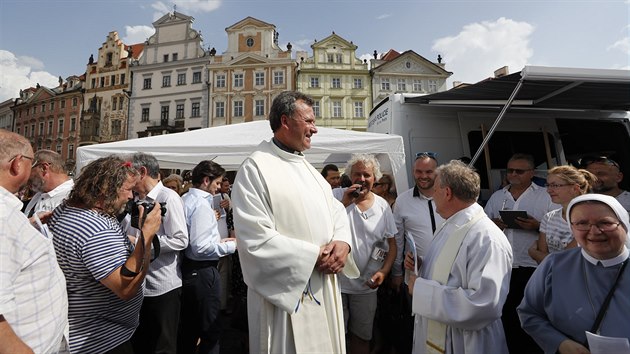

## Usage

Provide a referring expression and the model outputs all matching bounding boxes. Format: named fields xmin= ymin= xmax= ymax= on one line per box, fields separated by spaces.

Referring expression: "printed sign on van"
xmin=368 ymin=107 xmax=389 ymax=129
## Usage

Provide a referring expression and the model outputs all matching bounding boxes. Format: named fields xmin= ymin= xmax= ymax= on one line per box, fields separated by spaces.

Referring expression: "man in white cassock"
xmin=231 ymin=91 xmax=359 ymax=353
xmin=405 ymin=160 xmax=513 ymax=354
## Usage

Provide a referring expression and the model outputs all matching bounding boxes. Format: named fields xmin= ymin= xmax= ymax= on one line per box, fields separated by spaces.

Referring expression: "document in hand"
xmin=499 ymin=210 xmax=528 ymax=229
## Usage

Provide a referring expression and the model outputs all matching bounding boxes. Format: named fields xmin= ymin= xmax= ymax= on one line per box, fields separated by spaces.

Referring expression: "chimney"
xmin=494 ymin=66 xmax=509 ymax=78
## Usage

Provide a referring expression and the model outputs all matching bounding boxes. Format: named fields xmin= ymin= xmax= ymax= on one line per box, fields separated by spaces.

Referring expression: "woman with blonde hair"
xmin=529 ymin=165 xmax=597 ymax=263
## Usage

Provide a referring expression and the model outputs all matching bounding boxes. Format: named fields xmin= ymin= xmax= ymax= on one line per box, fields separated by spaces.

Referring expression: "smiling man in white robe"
xmin=231 ymin=91 xmax=359 ymax=353
xmin=405 ymin=160 xmax=513 ymax=354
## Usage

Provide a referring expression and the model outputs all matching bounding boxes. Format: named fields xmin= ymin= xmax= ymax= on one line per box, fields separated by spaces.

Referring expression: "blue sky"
xmin=1 ymin=0 xmax=628 ymax=102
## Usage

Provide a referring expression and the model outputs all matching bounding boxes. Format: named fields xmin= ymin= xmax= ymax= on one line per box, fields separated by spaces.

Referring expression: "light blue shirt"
xmin=182 ymin=187 xmax=235 ymax=261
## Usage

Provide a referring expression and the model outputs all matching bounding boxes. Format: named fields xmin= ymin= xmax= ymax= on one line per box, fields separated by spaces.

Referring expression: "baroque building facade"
xmin=128 ymin=11 xmax=209 ymax=138
xmin=12 ymin=77 xmax=84 ymax=162
xmin=81 ymin=31 xmax=144 ymax=145
xmin=0 ymin=99 xmax=14 ymax=131
xmin=370 ymin=49 xmax=452 ymax=106
xmin=206 ymin=17 xmax=295 ymax=127
xmin=295 ymin=32 xmax=371 ymax=131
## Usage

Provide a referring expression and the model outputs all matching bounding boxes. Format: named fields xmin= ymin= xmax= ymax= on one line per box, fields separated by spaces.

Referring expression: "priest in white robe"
xmin=406 ymin=160 xmax=513 ymax=354
xmin=232 ymin=91 xmax=359 ymax=354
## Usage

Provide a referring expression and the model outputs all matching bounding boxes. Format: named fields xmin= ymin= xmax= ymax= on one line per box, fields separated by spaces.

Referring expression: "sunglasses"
xmin=416 ymin=151 xmax=438 ymax=161
xmin=579 ymin=155 xmax=620 ymax=169
xmin=506 ymin=168 xmax=532 ymax=175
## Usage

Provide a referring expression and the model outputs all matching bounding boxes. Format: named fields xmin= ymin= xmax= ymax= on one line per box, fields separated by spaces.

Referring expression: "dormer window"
xmin=105 ymin=53 xmax=113 ymax=66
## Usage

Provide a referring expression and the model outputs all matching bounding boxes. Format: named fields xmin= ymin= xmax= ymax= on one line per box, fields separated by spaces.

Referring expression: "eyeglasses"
xmin=544 ymin=183 xmax=572 ymax=189
xmin=416 ymin=151 xmax=438 ymax=161
xmin=571 ymin=221 xmax=621 ymax=232
xmin=579 ymin=155 xmax=620 ymax=169
xmin=8 ymin=154 xmax=36 ymax=167
xmin=506 ymin=168 xmax=532 ymax=175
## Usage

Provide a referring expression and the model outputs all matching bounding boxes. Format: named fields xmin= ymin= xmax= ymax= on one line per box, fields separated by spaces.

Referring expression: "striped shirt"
xmin=50 ymin=204 xmax=143 ymax=354
xmin=540 ymin=208 xmax=573 ymax=253
xmin=0 ymin=187 xmax=67 ymax=354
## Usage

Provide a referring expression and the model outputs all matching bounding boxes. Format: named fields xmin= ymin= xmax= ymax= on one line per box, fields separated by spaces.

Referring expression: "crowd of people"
xmin=2 ymin=90 xmax=630 ymax=354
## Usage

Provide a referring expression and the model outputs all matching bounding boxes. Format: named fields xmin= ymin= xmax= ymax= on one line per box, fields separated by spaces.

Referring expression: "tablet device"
xmin=499 ymin=210 xmax=528 ymax=229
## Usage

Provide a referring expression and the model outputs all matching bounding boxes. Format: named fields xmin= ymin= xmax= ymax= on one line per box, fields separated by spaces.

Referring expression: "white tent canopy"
xmin=76 ymin=120 xmax=409 ymax=191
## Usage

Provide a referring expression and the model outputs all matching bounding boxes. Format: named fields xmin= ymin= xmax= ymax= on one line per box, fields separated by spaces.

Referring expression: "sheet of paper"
xmin=586 ymin=331 xmax=630 ymax=354
xmin=404 ymin=232 xmax=418 ymax=285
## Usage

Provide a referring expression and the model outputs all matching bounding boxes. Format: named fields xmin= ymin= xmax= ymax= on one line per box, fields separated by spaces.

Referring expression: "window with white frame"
xmin=39 ymin=122 xmax=44 ymax=135
xmin=143 ymin=78 xmax=152 ymax=89
xmin=58 ymin=120 xmax=64 ymax=134
xmin=313 ymin=101 xmax=320 ymax=117
xmin=177 ymin=73 xmax=186 ymax=85
xmin=41 ymin=103 xmax=46 ymax=112
xmin=215 ymin=102 xmax=225 ymax=117
xmin=255 ymin=72 xmax=265 ymax=86
xmin=56 ymin=143 xmax=62 ymax=154
xmin=234 ymin=101 xmax=243 ymax=117
xmin=234 ymin=73 xmax=244 ymax=87
xmin=70 ymin=118 xmax=76 ymax=131
xmin=310 ymin=77 xmax=319 ymax=88
xmin=50 ymin=101 xmax=55 ymax=111
xmin=428 ymin=80 xmax=438 ymax=92
xmin=381 ymin=78 xmax=390 ymax=91
xmin=354 ymin=101 xmax=364 ymax=118
xmin=413 ymin=79 xmax=423 ymax=92
xmin=332 ymin=101 xmax=342 ymax=118
xmin=332 ymin=77 xmax=341 ymax=89
xmin=24 ymin=126 xmax=29 ymax=137
xmin=397 ymin=79 xmax=406 ymax=91
xmin=119 ymin=97 xmax=123 ymax=110
xmin=112 ymin=97 xmax=118 ymax=111
xmin=30 ymin=124 xmax=34 ymax=137
xmin=48 ymin=121 xmax=53 ymax=134
xmin=353 ymin=78 xmax=362 ymax=89
xmin=336 ymin=54 xmax=343 ymax=63
xmin=61 ymin=100 xmax=66 ymax=109
xmin=72 ymin=98 xmax=78 ymax=107
xmin=176 ymin=103 xmax=185 ymax=119
xmin=327 ymin=54 xmax=334 ymax=63
xmin=273 ymin=71 xmax=284 ymax=85
xmin=162 ymin=75 xmax=171 ymax=87
xmin=121 ymin=74 xmax=126 ymax=85
xmin=192 ymin=72 xmax=202 ymax=83
xmin=255 ymin=99 xmax=265 ymax=116
xmin=191 ymin=102 xmax=200 ymax=117
xmin=216 ymin=74 xmax=226 ymax=88
xmin=68 ymin=144 xmax=75 ymax=159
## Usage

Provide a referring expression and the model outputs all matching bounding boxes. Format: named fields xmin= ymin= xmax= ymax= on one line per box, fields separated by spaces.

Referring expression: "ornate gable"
xmin=226 ymin=16 xmax=275 ymax=32
xmin=374 ymin=50 xmax=451 ymax=76
xmin=152 ymin=11 xmax=194 ymax=27
xmin=312 ymin=32 xmax=357 ymax=51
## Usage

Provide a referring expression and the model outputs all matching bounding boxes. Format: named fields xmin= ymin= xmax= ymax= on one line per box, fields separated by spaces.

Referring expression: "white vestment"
xmin=412 ymin=203 xmax=513 ymax=354
xmin=232 ymin=140 xmax=358 ymax=354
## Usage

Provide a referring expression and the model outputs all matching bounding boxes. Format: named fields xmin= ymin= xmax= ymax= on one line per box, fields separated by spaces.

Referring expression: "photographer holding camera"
xmin=49 ymin=156 xmax=162 ymax=353
xmin=125 ymin=152 xmax=188 ymax=354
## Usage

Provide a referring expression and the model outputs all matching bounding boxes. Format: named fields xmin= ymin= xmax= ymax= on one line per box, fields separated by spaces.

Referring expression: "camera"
xmin=350 ymin=184 xmax=364 ymax=198
xmin=130 ymin=201 xmax=167 ymax=229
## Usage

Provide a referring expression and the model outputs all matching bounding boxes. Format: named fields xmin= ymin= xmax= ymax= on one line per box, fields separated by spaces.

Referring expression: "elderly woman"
xmin=518 ymin=194 xmax=630 ymax=354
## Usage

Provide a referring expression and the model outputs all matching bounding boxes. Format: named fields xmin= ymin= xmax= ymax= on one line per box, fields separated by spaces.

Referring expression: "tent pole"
xmin=469 ymin=78 xmax=525 ymax=166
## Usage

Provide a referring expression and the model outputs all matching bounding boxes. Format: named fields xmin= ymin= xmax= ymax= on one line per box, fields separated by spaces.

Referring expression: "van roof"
xmin=407 ymin=66 xmax=630 ymax=111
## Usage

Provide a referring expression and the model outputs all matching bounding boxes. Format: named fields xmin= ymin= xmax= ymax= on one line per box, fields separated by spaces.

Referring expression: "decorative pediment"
xmin=312 ymin=33 xmax=357 ymax=51
xmin=226 ymin=16 xmax=275 ymax=31
xmin=228 ymin=53 xmax=269 ymax=65
xmin=152 ymin=11 xmax=193 ymax=27
xmin=373 ymin=50 xmax=452 ymax=77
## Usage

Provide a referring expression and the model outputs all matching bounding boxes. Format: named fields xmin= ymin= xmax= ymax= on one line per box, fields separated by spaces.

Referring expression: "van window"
xmin=468 ymin=131 xmax=557 ymax=190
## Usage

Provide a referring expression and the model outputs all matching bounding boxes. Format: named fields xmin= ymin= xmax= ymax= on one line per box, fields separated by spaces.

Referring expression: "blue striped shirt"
xmin=50 ymin=204 xmax=143 ymax=354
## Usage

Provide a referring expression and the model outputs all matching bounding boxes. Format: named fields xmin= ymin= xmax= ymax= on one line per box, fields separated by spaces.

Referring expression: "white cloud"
xmin=123 ymin=25 xmax=155 ymax=44
xmin=0 ymin=50 xmax=59 ymax=102
xmin=359 ymin=53 xmax=375 ymax=69
xmin=286 ymin=39 xmax=313 ymax=56
xmin=376 ymin=14 xmax=391 ymax=20
xmin=152 ymin=0 xmax=221 ymax=20
xmin=432 ymin=17 xmax=535 ymax=85
xmin=607 ymin=36 xmax=630 ymax=54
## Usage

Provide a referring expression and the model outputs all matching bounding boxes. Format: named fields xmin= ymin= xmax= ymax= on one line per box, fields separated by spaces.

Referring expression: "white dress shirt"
xmin=23 ymin=179 xmax=74 ymax=216
xmin=183 ymin=188 xmax=235 ymax=261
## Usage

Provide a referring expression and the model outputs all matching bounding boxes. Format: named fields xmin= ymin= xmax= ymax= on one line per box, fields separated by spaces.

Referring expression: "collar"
xmin=189 ymin=187 xmax=212 ymax=199
xmin=44 ymin=179 xmax=74 ymax=198
xmin=582 ymin=246 xmax=629 ymax=267
xmin=504 ymin=181 xmax=540 ymax=193
xmin=272 ymin=137 xmax=303 ymax=156
xmin=145 ymin=180 xmax=163 ymax=201
xmin=412 ymin=185 xmax=433 ymax=200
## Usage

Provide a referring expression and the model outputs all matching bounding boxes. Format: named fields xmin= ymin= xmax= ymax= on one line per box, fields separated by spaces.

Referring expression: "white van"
xmin=368 ymin=66 xmax=630 ymax=201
